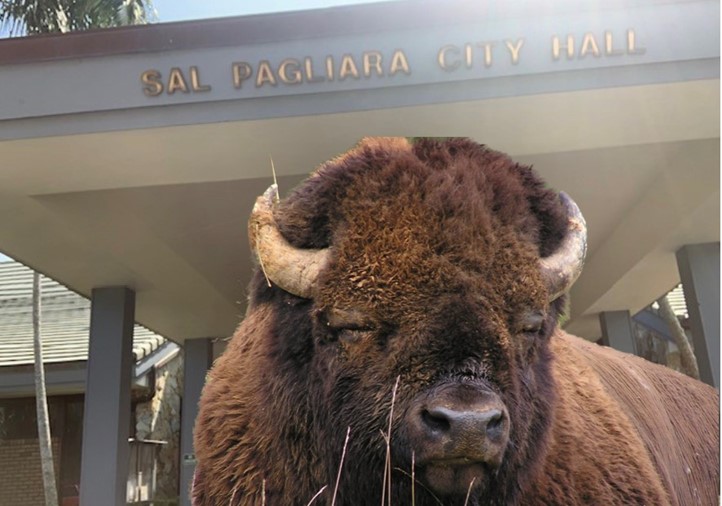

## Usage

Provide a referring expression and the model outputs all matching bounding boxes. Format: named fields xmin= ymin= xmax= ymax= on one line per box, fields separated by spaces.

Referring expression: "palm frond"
xmin=0 ymin=0 xmax=154 ymax=36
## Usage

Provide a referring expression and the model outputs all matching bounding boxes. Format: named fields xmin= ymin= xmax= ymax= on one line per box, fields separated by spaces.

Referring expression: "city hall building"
xmin=0 ymin=0 xmax=718 ymax=504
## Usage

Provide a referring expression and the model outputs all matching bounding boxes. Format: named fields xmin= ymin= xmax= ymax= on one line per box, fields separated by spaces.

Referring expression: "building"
xmin=0 ymin=259 xmax=181 ymax=505
xmin=0 ymin=0 xmax=718 ymax=504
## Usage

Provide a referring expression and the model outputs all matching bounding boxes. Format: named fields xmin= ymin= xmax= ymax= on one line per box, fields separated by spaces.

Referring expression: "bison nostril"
xmin=422 ymin=408 xmax=451 ymax=433
xmin=484 ymin=409 xmax=504 ymax=435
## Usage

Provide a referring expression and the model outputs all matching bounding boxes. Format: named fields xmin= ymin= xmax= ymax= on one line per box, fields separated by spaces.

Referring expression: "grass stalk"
xmin=381 ymin=376 xmax=401 ymax=506
xmin=411 ymin=451 xmax=415 ymax=506
xmin=392 ymin=467 xmax=445 ymax=506
xmin=306 ymin=485 xmax=328 ymax=506
xmin=229 ymin=482 xmax=239 ymax=506
xmin=332 ymin=426 xmax=351 ymax=506
xmin=463 ymin=477 xmax=476 ymax=506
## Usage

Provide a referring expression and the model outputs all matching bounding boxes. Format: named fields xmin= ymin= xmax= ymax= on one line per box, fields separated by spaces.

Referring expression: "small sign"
xmin=183 ymin=453 xmax=197 ymax=465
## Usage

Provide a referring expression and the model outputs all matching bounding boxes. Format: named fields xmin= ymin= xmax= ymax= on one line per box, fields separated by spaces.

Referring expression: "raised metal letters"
xmin=139 ymin=29 xmax=646 ymax=96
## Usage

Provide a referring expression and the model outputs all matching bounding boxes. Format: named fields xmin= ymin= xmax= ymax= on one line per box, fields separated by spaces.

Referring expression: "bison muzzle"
xmin=405 ymin=382 xmax=510 ymax=496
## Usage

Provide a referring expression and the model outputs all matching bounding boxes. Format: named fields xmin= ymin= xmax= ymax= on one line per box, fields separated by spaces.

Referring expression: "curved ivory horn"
xmin=540 ymin=192 xmax=587 ymax=301
xmin=248 ymin=184 xmax=330 ymax=299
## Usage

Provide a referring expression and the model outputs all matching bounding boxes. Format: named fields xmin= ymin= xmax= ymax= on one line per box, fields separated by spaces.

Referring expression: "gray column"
xmin=677 ymin=243 xmax=720 ymax=388
xmin=599 ymin=310 xmax=637 ymax=355
xmin=180 ymin=338 xmax=215 ymax=506
xmin=80 ymin=287 xmax=135 ymax=506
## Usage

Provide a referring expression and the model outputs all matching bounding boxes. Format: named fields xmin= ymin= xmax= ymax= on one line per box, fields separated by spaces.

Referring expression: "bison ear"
xmin=511 ymin=164 xmax=587 ymax=304
xmin=274 ymin=178 xmax=336 ymax=250
xmin=513 ymin=164 xmax=569 ymax=259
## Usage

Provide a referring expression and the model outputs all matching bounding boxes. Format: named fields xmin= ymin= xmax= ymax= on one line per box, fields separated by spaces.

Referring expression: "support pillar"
xmin=180 ymin=338 xmax=215 ymax=506
xmin=80 ymin=287 xmax=135 ymax=506
xmin=676 ymin=243 xmax=720 ymax=388
xmin=599 ymin=310 xmax=637 ymax=355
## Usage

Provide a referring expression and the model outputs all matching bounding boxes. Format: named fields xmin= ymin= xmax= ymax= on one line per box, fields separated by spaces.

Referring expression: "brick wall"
xmin=0 ymin=438 xmax=62 ymax=506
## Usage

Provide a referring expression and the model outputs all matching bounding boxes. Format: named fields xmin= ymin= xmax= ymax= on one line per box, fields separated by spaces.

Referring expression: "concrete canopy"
xmin=0 ymin=0 xmax=718 ymax=344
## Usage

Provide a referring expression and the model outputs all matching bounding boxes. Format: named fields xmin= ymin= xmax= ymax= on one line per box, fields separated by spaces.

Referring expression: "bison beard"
xmin=192 ymin=138 xmax=719 ymax=506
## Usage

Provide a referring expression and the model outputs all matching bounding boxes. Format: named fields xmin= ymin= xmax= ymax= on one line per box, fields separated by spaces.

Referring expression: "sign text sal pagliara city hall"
xmin=140 ymin=30 xmax=646 ymax=96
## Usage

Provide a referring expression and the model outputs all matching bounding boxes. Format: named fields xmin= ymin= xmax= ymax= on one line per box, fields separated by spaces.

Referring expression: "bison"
xmin=192 ymin=138 xmax=719 ymax=505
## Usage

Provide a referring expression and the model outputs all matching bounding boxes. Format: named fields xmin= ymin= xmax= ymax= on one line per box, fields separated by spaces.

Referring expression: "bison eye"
xmin=337 ymin=326 xmax=375 ymax=345
xmin=317 ymin=307 xmax=377 ymax=344
xmin=519 ymin=312 xmax=545 ymax=336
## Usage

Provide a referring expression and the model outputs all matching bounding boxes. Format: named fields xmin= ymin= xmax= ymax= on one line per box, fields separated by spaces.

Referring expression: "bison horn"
xmin=248 ymin=184 xmax=330 ymax=299
xmin=540 ymin=192 xmax=587 ymax=301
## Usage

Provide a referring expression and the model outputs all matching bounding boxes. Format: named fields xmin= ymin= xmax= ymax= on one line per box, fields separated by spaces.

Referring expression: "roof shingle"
xmin=0 ymin=261 xmax=166 ymax=367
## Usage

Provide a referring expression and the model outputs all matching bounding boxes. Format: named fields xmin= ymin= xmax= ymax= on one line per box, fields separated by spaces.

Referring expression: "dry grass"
xmin=305 ymin=485 xmax=328 ymax=506
xmin=463 ymin=477 xmax=476 ymax=506
xmin=229 ymin=482 xmax=239 ymax=506
xmin=392 ymin=467 xmax=445 ymax=506
xmin=411 ymin=451 xmax=415 ymax=505
xmin=293 ymin=374 xmax=478 ymax=506
xmin=381 ymin=376 xmax=401 ymax=506
xmin=331 ymin=426 xmax=351 ymax=506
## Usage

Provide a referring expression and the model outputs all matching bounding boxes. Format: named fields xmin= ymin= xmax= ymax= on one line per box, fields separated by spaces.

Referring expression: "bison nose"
xmin=422 ymin=406 xmax=506 ymax=442
xmin=408 ymin=394 xmax=510 ymax=468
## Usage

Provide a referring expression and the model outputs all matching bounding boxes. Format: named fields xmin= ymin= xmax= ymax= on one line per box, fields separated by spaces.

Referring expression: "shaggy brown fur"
xmin=192 ymin=138 xmax=719 ymax=505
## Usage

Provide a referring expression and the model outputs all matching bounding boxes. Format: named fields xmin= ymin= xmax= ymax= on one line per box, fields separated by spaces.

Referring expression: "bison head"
xmin=197 ymin=138 xmax=586 ymax=505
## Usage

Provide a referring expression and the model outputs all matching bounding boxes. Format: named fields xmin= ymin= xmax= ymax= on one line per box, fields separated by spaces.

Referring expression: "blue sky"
xmin=151 ymin=0 xmax=387 ymax=23
xmin=0 ymin=0 xmax=390 ymax=37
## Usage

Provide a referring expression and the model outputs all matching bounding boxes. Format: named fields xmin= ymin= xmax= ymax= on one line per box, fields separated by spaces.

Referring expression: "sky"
xmin=150 ymin=0 xmax=389 ymax=23
xmin=0 ymin=0 xmax=391 ymax=37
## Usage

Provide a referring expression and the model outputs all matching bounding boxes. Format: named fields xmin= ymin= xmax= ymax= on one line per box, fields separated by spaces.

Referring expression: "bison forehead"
xmin=276 ymin=137 xmax=560 ymax=316
xmin=315 ymin=184 xmax=547 ymax=323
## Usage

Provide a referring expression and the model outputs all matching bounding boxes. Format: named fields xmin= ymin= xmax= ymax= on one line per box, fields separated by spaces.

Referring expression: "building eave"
xmin=0 ymin=0 xmax=695 ymax=66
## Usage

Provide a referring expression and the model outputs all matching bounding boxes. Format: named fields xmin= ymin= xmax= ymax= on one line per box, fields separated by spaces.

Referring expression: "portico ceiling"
xmin=0 ymin=79 xmax=718 ymax=342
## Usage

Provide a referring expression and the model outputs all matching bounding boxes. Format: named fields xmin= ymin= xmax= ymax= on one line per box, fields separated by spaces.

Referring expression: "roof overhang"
xmin=0 ymin=342 xmax=180 ymax=398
